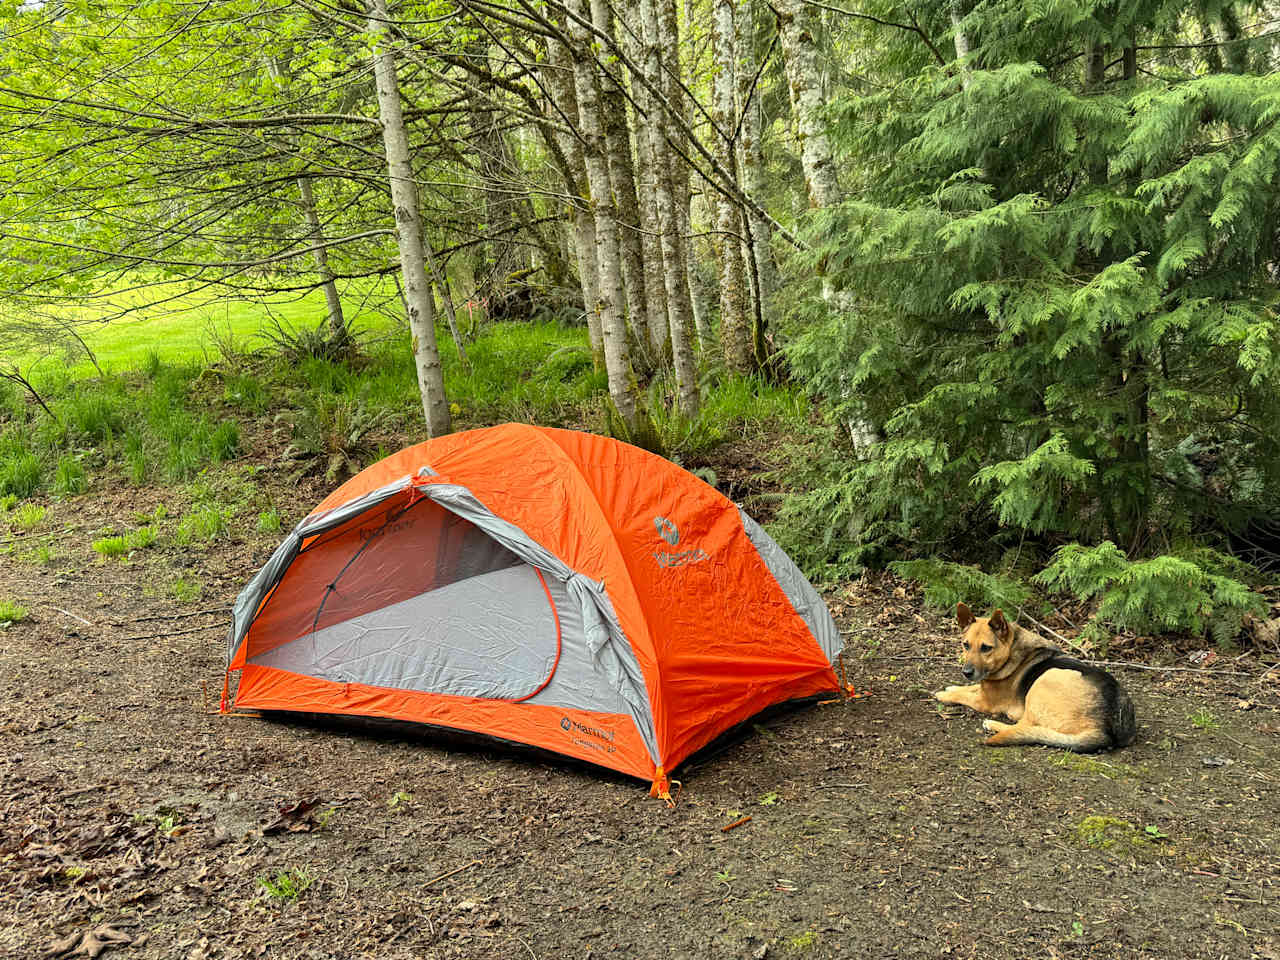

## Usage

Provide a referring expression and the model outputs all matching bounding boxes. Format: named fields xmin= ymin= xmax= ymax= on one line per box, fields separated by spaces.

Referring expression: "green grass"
xmin=258 ymin=867 xmax=313 ymax=901
xmin=175 ymin=506 xmax=231 ymax=544
xmin=54 ymin=456 xmax=87 ymax=495
xmin=0 ymin=600 xmax=29 ymax=623
xmin=11 ymin=503 xmax=45 ymax=531
xmin=17 ymin=277 xmax=397 ymax=377
xmin=91 ymin=526 xmax=157 ymax=558
xmin=171 ymin=577 xmax=202 ymax=603
xmin=257 ymin=508 xmax=282 ymax=533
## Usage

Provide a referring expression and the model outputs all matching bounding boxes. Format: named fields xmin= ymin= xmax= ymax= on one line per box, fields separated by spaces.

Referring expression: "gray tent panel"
xmin=249 ymin=564 xmax=559 ymax=700
xmin=738 ymin=508 xmax=842 ymax=664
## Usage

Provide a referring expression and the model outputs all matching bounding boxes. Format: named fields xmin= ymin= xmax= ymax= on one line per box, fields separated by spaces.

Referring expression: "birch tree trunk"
xmin=640 ymin=0 xmax=699 ymax=415
xmin=297 ymin=175 xmax=348 ymax=343
xmin=544 ymin=27 xmax=605 ymax=368
xmin=566 ymin=0 xmax=652 ymax=441
xmin=712 ymin=0 xmax=754 ymax=373
xmin=735 ymin=1 xmax=778 ymax=315
xmin=367 ymin=0 xmax=451 ymax=436
xmin=590 ymin=0 xmax=652 ymax=360
xmin=624 ymin=22 xmax=671 ymax=358
xmin=776 ymin=0 xmax=841 ymax=209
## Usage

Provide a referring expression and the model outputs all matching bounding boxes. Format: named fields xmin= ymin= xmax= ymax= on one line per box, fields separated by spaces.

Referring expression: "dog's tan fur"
xmin=934 ymin=602 xmax=1136 ymax=751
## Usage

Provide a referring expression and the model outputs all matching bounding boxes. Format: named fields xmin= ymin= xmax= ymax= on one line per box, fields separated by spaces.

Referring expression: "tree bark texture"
xmin=640 ymin=0 xmax=700 ymax=415
xmin=590 ymin=0 xmax=652 ymax=361
xmin=712 ymin=0 xmax=754 ymax=373
xmin=543 ymin=27 xmax=605 ymax=367
xmin=367 ymin=0 xmax=451 ymax=436
xmin=297 ymin=175 xmax=348 ymax=341
xmin=775 ymin=0 xmax=840 ymax=208
xmin=735 ymin=0 xmax=777 ymax=336
xmin=566 ymin=0 xmax=650 ymax=439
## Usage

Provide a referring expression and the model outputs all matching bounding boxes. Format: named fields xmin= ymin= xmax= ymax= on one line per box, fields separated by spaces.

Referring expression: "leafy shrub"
xmin=1035 ymin=542 xmax=1267 ymax=645
xmin=54 ymin=456 xmax=87 ymax=495
xmin=288 ymin=395 xmax=389 ymax=481
xmin=890 ymin=557 xmax=1036 ymax=615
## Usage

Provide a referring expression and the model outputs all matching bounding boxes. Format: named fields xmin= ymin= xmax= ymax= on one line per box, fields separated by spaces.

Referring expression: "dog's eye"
xmin=979 ymin=644 xmax=993 ymax=653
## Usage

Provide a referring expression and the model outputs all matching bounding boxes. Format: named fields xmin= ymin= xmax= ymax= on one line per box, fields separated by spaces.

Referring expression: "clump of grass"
xmin=0 ymin=493 xmax=16 ymax=511
xmin=33 ymin=545 xmax=55 ymax=565
xmin=171 ymin=577 xmax=202 ymax=603
xmin=92 ymin=526 xmax=157 ymax=559
xmin=175 ymin=506 xmax=231 ymax=544
xmin=1050 ymin=752 xmax=1135 ymax=780
xmin=1073 ymin=815 xmax=1164 ymax=857
xmin=257 ymin=867 xmax=313 ymax=901
xmin=0 ymin=600 xmax=29 ymax=623
xmin=0 ymin=448 xmax=42 ymax=498
xmin=1190 ymin=708 xmax=1220 ymax=730
xmin=141 ymin=349 xmax=163 ymax=379
xmin=257 ymin=508 xmax=282 ymax=533
xmin=223 ymin=373 xmax=268 ymax=414
xmin=12 ymin=503 xmax=45 ymax=531
xmin=54 ymin=456 xmax=87 ymax=495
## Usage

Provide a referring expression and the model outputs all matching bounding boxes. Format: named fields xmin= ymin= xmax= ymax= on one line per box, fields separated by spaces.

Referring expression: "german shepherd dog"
xmin=934 ymin=603 xmax=1136 ymax=751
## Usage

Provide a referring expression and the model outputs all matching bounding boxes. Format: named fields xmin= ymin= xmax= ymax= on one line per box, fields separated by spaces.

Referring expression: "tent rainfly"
xmin=224 ymin=424 xmax=841 ymax=799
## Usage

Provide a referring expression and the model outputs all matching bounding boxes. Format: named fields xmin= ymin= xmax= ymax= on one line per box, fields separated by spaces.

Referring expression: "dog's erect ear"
xmin=989 ymin=608 xmax=1010 ymax=639
xmin=957 ymin=602 xmax=975 ymax=629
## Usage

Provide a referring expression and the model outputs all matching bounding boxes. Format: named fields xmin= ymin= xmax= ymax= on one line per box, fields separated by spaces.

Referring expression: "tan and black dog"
xmin=934 ymin=602 xmax=1136 ymax=751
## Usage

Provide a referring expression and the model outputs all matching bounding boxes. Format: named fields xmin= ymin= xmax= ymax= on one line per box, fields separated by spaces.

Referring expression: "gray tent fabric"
xmin=250 ymin=564 xmax=559 ymax=700
xmin=227 ymin=476 xmax=659 ymax=763
xmin=737 ymin=508 xmax=842 ymax=664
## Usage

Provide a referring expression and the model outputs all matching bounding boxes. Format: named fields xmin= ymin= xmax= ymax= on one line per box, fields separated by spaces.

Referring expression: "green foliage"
xmin=171 ymin=577 xmax=202 ymax=603
xmin=889 ymin=558 xmax=1034 ymax=615
xmin=175 ymin=506 xmax=232 ymax=544
xmin=0 ymin=442 xmax=42 ymax=498
xmin=54 ymin=456 xmax=87 ymax=495
xmin=11 ymin=503 xmax=45 ymax=531
xmin=0 ymin=600 xmax=29 ymax=623
xmin=223 ymin=373 xmax=268 ymax=414
xmin=257 ymin=867 xmax=313 ymax=902
xmin=1036 ymin=542 xmax=1267 ymax=644
xmin=257 ymin=508 xmax=282 ymax=533
xmin=785 ymin=1 xmax=1280 ymax=570
xmin=0 ymin=494 xmax=15 ymax=511
xmin=91 ymin=526 xmax=156 ymax=558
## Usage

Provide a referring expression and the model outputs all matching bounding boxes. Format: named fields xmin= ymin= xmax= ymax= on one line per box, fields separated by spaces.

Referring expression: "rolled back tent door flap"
xmin=224 ymin=424 xmax=842 ymax=785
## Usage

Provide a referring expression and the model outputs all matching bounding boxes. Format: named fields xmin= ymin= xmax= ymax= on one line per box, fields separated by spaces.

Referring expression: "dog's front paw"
xmin=982 ymin=719 xmax=1010 ymax=733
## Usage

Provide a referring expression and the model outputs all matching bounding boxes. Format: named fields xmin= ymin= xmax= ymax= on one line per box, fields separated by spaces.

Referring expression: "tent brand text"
xmin=358 ymin=514 xmax=418 ymax=543
xmin=560 ymin=716 xmax=615 ymax=742
xmin=652 ymin=547 xmax=708 ymax=568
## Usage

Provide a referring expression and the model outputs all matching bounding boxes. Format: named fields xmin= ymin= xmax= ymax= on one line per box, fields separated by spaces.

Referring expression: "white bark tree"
xmin=367 ymin=0 xmax=451 ymax=435
xmin=776 ymin=0 xmax=841 ymax=209
xmin=297 ymin=175 xmax=348 ymax=343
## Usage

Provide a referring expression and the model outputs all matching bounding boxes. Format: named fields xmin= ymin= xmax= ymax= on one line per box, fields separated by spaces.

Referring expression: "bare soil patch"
xmin=2 ymin=466 xmax=1279 ymax=960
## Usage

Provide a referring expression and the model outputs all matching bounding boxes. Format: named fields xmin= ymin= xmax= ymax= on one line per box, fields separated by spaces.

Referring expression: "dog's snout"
xmin=961 ymin=665 xmax=975 ymax=680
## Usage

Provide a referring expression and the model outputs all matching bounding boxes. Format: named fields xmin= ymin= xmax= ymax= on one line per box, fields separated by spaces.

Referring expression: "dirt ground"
xmin=3 ymin=465 xmax=1279 ymax=960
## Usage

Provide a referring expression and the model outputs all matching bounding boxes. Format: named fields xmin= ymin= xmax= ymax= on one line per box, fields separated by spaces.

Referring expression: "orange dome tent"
xmin=224 ymin=425 xmax=840 ymax=795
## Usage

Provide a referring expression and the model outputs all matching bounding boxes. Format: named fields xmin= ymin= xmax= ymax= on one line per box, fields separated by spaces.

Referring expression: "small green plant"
xmin=386 ymin=790 xmax=413 ymax=810
xmin=0 ymin=493 xmax=15 ymax=511
xmin=1073 ymin=815 xmax=1160 ymax=855
xmin=257 ymin=867 xmax=313 ymax=901
xmin=788 ymin=930 xmax=818 ymax=952
xmin=210 ymin=421 xmax=240 ymax=462
xmin=93 ymin=526 xmax=156 ymax=558
xmin=12 ymin=503 xmax=45 ymax=531
xmin=1190 ymin=708 xmax=1220 ymax=730
xmin=0 ymin=600 xmax=29 ymax=623
xmin=53 ymin=456 xmax=87 ymax=495
xmin=171 ymin=577 xmax=202 ymax=603
xmin=758 ymin=791 xmax=780 ymax=806
xmin=1036 ymin=542 xmax=1267 ymax=645
xmin=714 ymin=868 xmax=736 ymax=885
xmin=1071 ymin=920 xmax=1085 ymax=938
xmin=92 ymin=535 xmax=129 ymax=558
xmin=0 ymin=451 xmax=42 ymax=498
xmin=889 ymin=557 xmax=1035 ymax=615
xmin=175 ymin=505 xmax=231 ymax=544
xmin=33 ymin=545 xmax=55 ymax=565
xmin=141 ymin=349 xmax=162 ymax=379
xmin=1143 ymin=825 xmax=1169 ymax=840
xmin=257 ymin=508 xmax=282 ymax=533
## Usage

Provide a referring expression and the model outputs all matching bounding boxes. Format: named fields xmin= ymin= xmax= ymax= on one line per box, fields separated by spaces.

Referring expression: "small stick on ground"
xmin=721 ymin=816 xmax=752 ymax=832
xmin=423 ymin=859 xmax=481 ymax=889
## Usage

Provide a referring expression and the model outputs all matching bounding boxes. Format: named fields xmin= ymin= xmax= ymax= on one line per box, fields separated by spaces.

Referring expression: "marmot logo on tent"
xmin=560 ymin=716 xmax=615 ymax=744
xmin=652 ymin=515 xmax=707 ymax=568
xmin=654 ymin=516 xmax=679 ymax=545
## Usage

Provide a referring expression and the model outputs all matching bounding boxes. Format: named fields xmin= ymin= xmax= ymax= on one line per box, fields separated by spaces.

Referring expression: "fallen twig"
xmin=109 ymin=607 xmax=230 ymax=626
xmin=42 ymin=605 xmax=93 ymax=626
xmin=721 ymin=816 xmax=752 ymax=832
xmin=423 ymin=859 xmax=481 ymax=889
xmin=119 ymin=624 xmax=221 ymax=641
